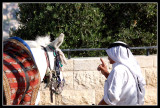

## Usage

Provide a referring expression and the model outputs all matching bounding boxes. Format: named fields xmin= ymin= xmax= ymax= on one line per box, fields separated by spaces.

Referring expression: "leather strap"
xmin=41 ymin=46 xmax=51 ymax=69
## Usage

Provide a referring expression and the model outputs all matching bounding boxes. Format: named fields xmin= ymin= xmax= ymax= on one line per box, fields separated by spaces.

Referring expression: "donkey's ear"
xmin=50 ymin=33 xmax=64 ymax=49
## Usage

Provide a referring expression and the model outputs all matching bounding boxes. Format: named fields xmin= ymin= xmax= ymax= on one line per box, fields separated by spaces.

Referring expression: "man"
xmin=97 ymin=41 xmax=146 ymax=105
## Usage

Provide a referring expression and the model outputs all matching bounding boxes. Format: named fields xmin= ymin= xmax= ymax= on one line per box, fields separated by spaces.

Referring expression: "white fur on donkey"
xmin=25 ymin=33 xmax=67 ymax=105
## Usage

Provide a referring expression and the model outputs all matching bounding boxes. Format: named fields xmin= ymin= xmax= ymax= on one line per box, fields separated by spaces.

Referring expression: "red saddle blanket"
xmin=3 ymin=39 xmax=41 ymax=105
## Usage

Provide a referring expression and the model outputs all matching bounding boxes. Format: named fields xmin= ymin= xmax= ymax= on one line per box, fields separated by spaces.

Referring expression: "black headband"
xmin=108 ymin=42 xmax=130 ymax=58
xmin=108 ymin=43 xmax=130 ymax=49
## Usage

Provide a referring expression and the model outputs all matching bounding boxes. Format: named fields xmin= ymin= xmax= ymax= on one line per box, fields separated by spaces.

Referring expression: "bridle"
xmin=41 ymin=45 xmax=63 ymax=86
xmin=41 ymin=45 xmax=64 ymax=102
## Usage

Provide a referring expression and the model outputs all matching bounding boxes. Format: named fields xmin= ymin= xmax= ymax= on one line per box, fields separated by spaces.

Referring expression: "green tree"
xmin=11 ymin=3 xmax=104 ymax=57
xmin=11 ymin=3 xmax=157 ymax=57
xmin=95 ymin=3 xmax=157 ymax=55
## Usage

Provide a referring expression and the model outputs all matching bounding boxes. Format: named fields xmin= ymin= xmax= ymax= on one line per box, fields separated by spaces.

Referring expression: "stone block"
xmin=145 ymin=68 xmax=157 ymax=87
xmin=39 ymin=89 xmax=56 ymax=105
xmin=73 ymin=71 xmax=106 ymax=90
xmin=73 ymin=57 xmax=109 ymax=71
xmin=95 ymin=89 xmax=104 ymax=105
xmin=39 ymin=83 xmax=48 ymax=91
xmin=55 ymin=90 xmax=95 ymax=105
xmin=63 ymin=59 xmax=73 ymax=71
xmin=141 ymin=68 xmax=146 ymax=82
xmin=144 ymin=85 xmax=157 ymax=105
xmin=135 ymin=56 xmax=153 ymax=68
xmin=153 ymin=55 xmax=157 ymax=67
xmin=62 ymin=71 xmax=74 ymax=90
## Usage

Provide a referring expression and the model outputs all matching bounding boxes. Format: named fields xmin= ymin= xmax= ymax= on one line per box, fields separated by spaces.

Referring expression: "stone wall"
xmin=38 ymin=55 xmax=157 ymax=105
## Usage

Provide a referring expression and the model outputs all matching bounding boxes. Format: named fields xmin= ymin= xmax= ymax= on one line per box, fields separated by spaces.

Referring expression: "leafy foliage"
xmin=11 ymin=3 xmax=157 ymax=57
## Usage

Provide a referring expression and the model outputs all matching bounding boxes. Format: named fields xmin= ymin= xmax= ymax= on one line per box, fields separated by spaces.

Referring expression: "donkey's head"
xmin=49 ymin=33 xmax=67 ymax=65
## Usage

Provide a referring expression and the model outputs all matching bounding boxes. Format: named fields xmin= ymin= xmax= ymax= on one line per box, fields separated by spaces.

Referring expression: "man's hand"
xmin=98 ymin=99 xmax=108 ymax=105
xmin=97 ymin=58 xmax=109 ymax=78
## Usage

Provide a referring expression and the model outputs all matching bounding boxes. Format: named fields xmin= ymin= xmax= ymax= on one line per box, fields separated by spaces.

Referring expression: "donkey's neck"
xmin=29 ymin=46 xmax=55 ymax=82
xmin=29 ymin=47 xmax=47 ymax=81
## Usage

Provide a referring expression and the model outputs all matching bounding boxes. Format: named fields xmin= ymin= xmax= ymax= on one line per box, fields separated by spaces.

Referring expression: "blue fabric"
xmin=9 ymin=37 xmax=35 ymax=60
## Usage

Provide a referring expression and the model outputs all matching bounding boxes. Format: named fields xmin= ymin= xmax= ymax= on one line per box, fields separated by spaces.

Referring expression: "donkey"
xmin=3 ymin=33 xmax=67 ymax=105
xmin=26 ymin=33 xmax=67 ymax=105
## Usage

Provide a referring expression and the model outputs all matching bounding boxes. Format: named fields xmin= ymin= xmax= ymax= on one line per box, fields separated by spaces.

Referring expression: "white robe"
xmin=103 ymin=62 xmax=137 ymax=105
xmin=103 ymin=41 xmax=145 ymax=105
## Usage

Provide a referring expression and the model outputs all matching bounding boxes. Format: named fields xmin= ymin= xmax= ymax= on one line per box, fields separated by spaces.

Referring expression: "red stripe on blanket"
xmin=3 ymin=39 xmax=40 ymax=105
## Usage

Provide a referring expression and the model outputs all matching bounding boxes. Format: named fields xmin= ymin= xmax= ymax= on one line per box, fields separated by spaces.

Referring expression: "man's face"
xmin=108 ymin=56 xmax=115 ymax=64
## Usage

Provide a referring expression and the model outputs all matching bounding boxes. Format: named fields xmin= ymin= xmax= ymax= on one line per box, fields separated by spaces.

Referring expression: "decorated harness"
xmin=41 ymin=45 xmax=65 ymax=103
